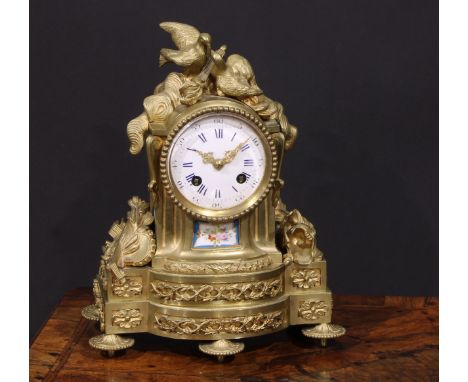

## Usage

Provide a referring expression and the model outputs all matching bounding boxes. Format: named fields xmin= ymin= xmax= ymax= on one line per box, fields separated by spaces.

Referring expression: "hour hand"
xmin=187 ymin=148 xmax=216 ymax=165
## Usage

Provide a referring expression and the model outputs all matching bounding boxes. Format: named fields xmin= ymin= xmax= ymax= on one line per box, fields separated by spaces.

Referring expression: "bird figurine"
xmin=215 ymin=54 xmax=263 ymax=98
xmin=159 ymin=22 xmax=212 ymax=74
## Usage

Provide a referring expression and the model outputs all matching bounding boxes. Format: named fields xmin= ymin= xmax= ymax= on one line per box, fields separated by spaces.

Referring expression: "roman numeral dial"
xmin=167 ymin=113 xmax=268 ymax=211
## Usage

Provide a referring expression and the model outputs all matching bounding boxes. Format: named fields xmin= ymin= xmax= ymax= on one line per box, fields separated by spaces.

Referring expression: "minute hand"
xmin=218 ymin=138 xmax=250 ymax=167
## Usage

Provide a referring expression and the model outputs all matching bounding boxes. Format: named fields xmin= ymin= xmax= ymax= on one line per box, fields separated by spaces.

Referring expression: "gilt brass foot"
xmin=302 ymin=323 xmax=346 ymax=347
xmin=199 ymin=339 xmax=245 ymax=362
xmin=81 ymin=304 xmax=100 ymax=321
xmin=89 ymin=334 xmax=135 ymax=357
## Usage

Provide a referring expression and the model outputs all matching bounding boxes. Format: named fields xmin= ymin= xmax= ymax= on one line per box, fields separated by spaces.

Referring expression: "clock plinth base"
xmin=85 ymin=263 xmax=346 ymax=356
xmin=199 ymin=339 xmax=245 ymax=362
xmin=101 ymin=266 xmax=289 ymax=341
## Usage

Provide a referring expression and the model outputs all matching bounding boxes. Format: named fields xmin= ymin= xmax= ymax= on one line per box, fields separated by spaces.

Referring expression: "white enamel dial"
xmin=167 ymin=114 xmax=267 ymax=211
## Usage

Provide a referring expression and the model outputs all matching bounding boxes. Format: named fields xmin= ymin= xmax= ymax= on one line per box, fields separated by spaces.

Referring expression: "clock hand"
xmin=187 ymin=148 xmax=217 ymax=166
xmin=187 ymin=137 xmax=250 ymax=171
xmin=218 ymin=137 xmax=251 ymax=167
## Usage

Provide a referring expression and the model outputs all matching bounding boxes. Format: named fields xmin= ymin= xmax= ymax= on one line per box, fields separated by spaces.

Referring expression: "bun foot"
xmin=81 ymin=304 xmax=100 ymax=321
xmin=302 ymin=323 xmax=346 ymax=347
xmin=89 ymin=334 xmax=134 ymax=357
xmin=199 ymin=339 xmax=244 ymax=362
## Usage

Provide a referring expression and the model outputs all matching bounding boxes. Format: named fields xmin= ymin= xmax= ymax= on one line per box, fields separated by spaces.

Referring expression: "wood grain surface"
xmin=30 ymin=288 xmax=438 ymax=382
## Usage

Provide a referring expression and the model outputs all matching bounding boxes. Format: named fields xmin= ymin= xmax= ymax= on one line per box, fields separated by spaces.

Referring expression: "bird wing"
xmin=160 ymin=47 xmax=200 ymax=67
xmin=160 ymin=22 xmax=200 ymax=49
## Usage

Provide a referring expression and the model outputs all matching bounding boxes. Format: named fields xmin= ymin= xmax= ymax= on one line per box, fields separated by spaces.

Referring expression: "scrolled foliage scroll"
xmin=162 ymin=256 xmax=272 ymax=274
xmin=154 ymin=311 xmax=284 ymax=335
xmin=280 ymin=209 xmax=324 ymax=265
xmin=151 ymin=277 xmax=282 ymax=303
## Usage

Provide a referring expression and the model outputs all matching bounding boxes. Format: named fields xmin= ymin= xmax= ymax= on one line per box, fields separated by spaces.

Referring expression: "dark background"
xmin=30 ymin=0 xmax=438 ymax=340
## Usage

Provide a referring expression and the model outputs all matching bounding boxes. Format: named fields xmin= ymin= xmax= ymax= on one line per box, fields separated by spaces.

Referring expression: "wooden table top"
xmin=30 ymin=288 xmax=438 ymax=382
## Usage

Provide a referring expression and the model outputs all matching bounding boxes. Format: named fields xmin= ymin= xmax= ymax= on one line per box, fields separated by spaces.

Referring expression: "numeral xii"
xmin=214 ymin=128 xmax=223 ymax=139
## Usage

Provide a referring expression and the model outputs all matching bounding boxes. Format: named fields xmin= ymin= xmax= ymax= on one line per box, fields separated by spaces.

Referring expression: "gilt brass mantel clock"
xmin=82 ymin=21 xmax=345 ymax=361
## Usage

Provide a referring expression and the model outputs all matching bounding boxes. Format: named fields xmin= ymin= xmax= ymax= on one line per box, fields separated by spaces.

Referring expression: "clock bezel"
xmin=160 ymin=99 xmax=278 ymax=222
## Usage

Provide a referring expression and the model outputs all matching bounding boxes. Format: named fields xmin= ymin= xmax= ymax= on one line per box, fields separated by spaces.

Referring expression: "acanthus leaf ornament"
xmin=280 ymin=209 xmax=324 ymax=265
xmin=103 ymin=196 xmax=156 ymax=280
xmin=162 ymin=257 xmax=273 ymax=274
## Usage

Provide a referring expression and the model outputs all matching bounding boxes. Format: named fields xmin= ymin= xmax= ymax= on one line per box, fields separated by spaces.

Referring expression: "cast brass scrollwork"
xmin=151 ymin=277 xmax=282 ymax=303
xmin=162 ymin=257 xmax=273 ymax=274
xmin=126 ymin=22 xmax=297 ymax=156
xmin=280 ymin=209 xmax=323 ymax=265
xmin=154 ymin=311 xmax=284 ymax=336
xmin=103 ymin=197 xmax=156 ymax=280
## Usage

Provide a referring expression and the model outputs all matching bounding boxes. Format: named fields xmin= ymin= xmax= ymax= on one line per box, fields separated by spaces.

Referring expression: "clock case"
xmin=82 ymin=22 xmax=345 ymax=360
